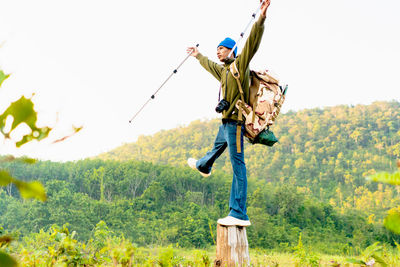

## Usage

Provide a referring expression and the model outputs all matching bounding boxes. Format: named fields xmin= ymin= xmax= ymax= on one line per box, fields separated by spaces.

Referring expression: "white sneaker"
xmin=187 ymin=158 xmax=211 ymax=177
xmin=217 ymin=216 xmax=251 ymax=227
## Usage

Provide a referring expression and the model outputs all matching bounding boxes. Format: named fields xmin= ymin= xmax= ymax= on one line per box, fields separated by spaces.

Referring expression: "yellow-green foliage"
xmin=98 ymin=101 xmax=400 ymax=221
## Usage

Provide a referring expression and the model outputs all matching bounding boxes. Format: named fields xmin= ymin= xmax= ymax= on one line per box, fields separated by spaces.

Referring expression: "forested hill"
xmin=99 ymin=101 xmax=400 ymax=199
xmin=1 ymin=101 xmax=400 ymax=253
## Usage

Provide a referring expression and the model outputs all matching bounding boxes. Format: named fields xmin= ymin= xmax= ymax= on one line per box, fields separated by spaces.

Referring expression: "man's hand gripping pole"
xmin=227 ymin=0 xmax=267 ymax=59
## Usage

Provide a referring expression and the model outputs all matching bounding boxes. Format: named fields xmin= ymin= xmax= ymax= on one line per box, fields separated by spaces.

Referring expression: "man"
xmin=186 ymin=0 xmax=270 ymax=227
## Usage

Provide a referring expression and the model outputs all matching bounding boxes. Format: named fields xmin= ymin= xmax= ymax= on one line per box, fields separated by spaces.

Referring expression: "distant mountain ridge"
xmin=100 ymin=101 xmax=399 ymax=166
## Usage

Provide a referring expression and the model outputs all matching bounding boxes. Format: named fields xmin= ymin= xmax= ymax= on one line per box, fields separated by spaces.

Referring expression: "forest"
xmin=1 ymin=101 xmax=400 ymax=265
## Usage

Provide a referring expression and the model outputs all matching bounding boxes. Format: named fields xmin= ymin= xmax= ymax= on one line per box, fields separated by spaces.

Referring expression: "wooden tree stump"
xmin=214 ymin=224 xmax=250 ymax=267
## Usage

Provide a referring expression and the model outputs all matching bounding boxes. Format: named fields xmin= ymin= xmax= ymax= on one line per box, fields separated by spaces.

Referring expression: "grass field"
xmin=7 ymin=226 xmax=400 ymax=266
xmin=10 ymin=244 xmax=400 ymax=266
xmin=117 ymin=246 xmax=393 ymax=266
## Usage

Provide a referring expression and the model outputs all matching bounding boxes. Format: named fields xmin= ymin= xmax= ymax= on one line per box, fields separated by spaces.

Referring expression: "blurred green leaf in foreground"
xmin=0 ymin=70 xmax=10 ymax=87
xmin=0 ymin=251 xmax=17 ymax=267
xmin=0 ymin=68 xmax=49 ymax=201
xmin=0 ymin=96 xmax=51 ymax=147
xmin=366 ymin=160 xmax=400 ymax=235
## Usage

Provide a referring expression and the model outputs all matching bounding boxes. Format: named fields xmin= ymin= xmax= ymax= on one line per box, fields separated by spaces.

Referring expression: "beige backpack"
xmin=230 ymin=61 xmax=287 ymax=148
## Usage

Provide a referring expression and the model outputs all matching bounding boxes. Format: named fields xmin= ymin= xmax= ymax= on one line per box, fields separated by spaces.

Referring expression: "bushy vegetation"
xmin=5 ymin=221 xmax=212 ymax=266
xmin=1 ymin=157 xmax=399 ymax=254
xmin=3 ymin=221 xmax=400 ymax=266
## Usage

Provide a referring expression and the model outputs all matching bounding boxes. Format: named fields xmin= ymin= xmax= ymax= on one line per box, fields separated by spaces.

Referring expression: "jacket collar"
xmin=223 ymin=57 xmax=235 ymax=66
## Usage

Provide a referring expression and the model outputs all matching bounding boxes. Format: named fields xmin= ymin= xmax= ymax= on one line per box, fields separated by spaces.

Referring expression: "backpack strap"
xmin=249 ymin=72 xmax=259 ymax=124
xmin=229 ymin=61 xmax=245 ymax=103
xmin=230 ymin=61 xmax=245 ymax=154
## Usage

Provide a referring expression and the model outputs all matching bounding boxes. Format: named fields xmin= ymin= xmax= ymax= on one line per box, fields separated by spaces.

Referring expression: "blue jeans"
xmin=196 ymin=121 xmax=249 ymax=221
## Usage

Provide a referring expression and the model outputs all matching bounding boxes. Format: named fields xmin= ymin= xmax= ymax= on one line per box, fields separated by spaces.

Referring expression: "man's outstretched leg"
xmin=188 ymin=124 xmax=227 ymax=177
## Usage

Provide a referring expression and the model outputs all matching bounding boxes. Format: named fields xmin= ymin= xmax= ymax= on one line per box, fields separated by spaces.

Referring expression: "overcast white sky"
xmin=0 ymin=0 xmax=399 ymax=161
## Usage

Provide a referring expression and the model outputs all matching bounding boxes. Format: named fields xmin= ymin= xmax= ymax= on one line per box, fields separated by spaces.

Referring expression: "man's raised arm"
xmin=236 ymin=0 xmax=271 ymax=75
xmin=187 ymin=46 xmax=223 ymax=81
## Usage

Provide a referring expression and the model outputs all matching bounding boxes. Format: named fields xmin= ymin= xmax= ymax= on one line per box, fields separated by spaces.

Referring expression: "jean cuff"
xmin=228 ymin=209 xmax=249 ymax=221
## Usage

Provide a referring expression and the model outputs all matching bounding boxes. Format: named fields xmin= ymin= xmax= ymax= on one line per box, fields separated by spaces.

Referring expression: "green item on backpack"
xmin=252 ymin=128 xmax=278 ymax=146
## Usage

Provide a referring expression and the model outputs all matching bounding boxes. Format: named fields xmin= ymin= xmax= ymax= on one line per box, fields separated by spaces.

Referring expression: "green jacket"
xmin=196 ymin=15 xmax=265 ymax=122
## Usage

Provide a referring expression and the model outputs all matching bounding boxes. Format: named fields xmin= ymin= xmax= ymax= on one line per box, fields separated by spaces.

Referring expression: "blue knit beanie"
xmin=218 ymin=37 xmax=237 ymax=57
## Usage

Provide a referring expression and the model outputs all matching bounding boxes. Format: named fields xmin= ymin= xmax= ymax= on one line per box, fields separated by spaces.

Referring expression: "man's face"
xmin=217 ymin=46 xmax=232 ymax=62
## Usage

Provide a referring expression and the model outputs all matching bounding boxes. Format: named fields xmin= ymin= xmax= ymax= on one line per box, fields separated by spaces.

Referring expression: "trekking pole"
xmin=227 ymin=0 xmax=266 ymax=59
xmin=129 ymin=44 xmax=199 ymax=123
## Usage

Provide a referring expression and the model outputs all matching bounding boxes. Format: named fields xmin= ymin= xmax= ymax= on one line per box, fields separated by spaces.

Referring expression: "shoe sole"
xmin=217 ymin=220 xmax=251 ymax=227
xmin=188 ymin=159 xmax=211 ymax=177
xmin=217 ymin=222 xmax=251 ymax=227
xmin=199 ymin=172 xmax=211 ymax=178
